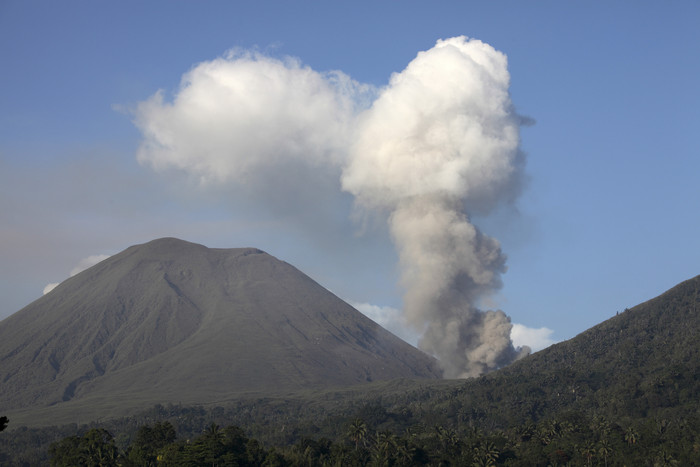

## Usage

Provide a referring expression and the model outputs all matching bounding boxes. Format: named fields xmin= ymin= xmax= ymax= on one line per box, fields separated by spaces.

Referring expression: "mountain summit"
xmin=0 ymin=238 xmax=440 ymax=420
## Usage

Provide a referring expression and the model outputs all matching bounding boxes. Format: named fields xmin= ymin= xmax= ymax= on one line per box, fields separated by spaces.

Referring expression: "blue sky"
xmin=1 ymin=1 xmax=699 ymax=353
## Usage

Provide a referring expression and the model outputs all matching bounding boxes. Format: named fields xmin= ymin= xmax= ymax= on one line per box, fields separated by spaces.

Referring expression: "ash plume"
xmin=342 ymin=37 xmax=530 ymax=377
xmin=134 ymin=36 xmax=530 ymax=378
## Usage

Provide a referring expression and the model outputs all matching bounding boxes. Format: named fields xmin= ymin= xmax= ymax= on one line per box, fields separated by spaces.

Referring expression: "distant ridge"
xmin=0 ymin=238 xmax=440 ymax=423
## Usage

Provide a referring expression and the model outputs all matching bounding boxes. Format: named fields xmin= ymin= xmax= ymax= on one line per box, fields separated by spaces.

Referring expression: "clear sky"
xmin=1 ymin=1 xmax=699 ymax=353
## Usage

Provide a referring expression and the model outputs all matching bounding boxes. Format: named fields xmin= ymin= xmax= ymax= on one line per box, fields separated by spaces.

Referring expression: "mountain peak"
xmin=124 ymin=237 xmax=265 ymax=259
xmin=0 ymin=238 xmax=440 ymax=423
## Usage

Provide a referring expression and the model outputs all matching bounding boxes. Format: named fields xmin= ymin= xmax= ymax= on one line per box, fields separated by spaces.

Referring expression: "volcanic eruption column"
xmin=342 ymin=37 xmax=530 ymax=377
xmin=135 ymin=36 xmax=530 ymax=378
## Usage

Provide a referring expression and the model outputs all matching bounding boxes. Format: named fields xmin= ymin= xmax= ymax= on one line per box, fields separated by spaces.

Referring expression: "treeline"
xmin=45 ymin=410 xmax=699 ymax=466
xmin=2 ymin=375 xmax=699 ymax=466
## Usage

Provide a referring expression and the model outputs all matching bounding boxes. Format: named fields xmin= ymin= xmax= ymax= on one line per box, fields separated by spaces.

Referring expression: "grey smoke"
xmin=134 ymin=36 xmax=530 ymax=378
xmin=342 ymin=37 xmax=530 ymax=376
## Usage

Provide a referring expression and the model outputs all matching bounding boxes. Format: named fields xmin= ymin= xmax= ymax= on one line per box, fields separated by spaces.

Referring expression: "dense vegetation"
xmin=1 ymin=276 xmax=698 ymax=465
xmin=42 ymin=413 xmax=700 ymax=466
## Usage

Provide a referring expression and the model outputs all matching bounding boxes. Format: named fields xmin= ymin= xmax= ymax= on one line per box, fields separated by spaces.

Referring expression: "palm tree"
xmin=472 ymin=441 xmax=498 ymax=467
xmin=435 ymin=425 xmax=459 ymax=454
xmin=591 ymin=415 xmax=611 ymax=439
xmin=538 ymin=420 xmax=560 ymax=445
xmin=516 ymin=422 xmax=535 ymax=443
xmin=560 ymin=420 xmax=575 ymax=435
xmin=580 ymin=442 xmax=596 ymax=467
xmin=371 ymin=430 xmax=396 ymax=467
xmin=394 ymin=438 xmax=416 ymax=467
xmin=81 ymin=428 xmax=119 ymax=467
xmin=347 ymin=418 xmax=367 ymax=451
xmin=198 ymin=422 xmax=225 ymax=464
xmin=302 ymin=444 xmax=319 ymax=467
xmin=654 ymin=450 xmax=679 ymax=466
xmin=204 ymin=422 xmax=222 ymax=439
xmin=598 ymin=439 xmax=613 ymax=467
xmin=624 ymin=426 xmax=639 ymax=446
xmin=656 ymin=419 xmax=672 ymax=436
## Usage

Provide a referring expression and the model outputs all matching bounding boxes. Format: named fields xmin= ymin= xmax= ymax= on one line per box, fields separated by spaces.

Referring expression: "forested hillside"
xmin=451 ymin=273 xmax=700 ymax=426
xmin=1 ymin=275 xmax=698 ymax=465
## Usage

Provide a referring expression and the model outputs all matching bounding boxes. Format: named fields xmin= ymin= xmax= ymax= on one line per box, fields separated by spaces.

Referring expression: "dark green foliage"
xmin=126 ymin=421 xmax=176 ymax=466
xmin=134 ymin=422 xmax=266 ymax=466
xmin=36 ymin=411 xmax=699 ymax=466
xmin=48 ymin=428 xmax=119 ymax=466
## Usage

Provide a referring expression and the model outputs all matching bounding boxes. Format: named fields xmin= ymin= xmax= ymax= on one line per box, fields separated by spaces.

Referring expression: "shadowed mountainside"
xmin=0 ymin=238 xmax=440 ymax=423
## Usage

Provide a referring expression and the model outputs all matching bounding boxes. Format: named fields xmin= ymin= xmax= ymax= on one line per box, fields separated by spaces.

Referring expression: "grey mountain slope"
xmin=0 ymin=238 xmax=440 ymax=418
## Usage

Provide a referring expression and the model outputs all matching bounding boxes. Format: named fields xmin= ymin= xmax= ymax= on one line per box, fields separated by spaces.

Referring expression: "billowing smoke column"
xmin=342 ymin=37 xmax=529 ymax=377
xmin=134 ymin=36 xmax=530 ymax=378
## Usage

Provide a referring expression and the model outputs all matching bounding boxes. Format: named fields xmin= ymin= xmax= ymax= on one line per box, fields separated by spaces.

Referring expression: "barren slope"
xmin=0 ymin=238 xmax=440 ymax=421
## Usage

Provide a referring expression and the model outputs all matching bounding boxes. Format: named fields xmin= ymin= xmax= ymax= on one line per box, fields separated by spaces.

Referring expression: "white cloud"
xmin=510 ymin=323 xmax=556 ymax=352
xmin=351 ymin=302 xmax=420 ymax=346
xmin=134 ymin=50 xmax=372 ymax=185
xmin=133 ymin=50 xmax=377 ymax=231
xmin=43 ymin=254 xmax=111 ymax=295
xmin=342 ymin=37 xmax=521 ymax=215
xmin=42 ymin=283 xmax=60 ymax=295
xmin=69 ymin=254 xmax=111 ymax=277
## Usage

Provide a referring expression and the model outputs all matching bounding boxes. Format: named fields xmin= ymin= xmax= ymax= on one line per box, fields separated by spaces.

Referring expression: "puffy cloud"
xmin=342 ymin=37 xmax=522 ymax=214
xmin=135 ymin=50 xmax=372 ymax=185
xmin=43 ymin=254 xmax=111 ymax=295
xmin=510 ymin=323 xmax=556 ymax=352
xmin=69 ymin=254 xmax=111 ymax=276
xmin=351 ymin=302 xmax=420 ymax=345
xmin=133 ymin=50 xmax=377 ymax=232
xmin=42 ymin=283 xmax=60 ymax=295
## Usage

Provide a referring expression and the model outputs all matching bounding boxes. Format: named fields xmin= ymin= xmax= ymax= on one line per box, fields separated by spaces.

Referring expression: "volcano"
xmin=0 ymin=238 xmax=440 ymax=422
